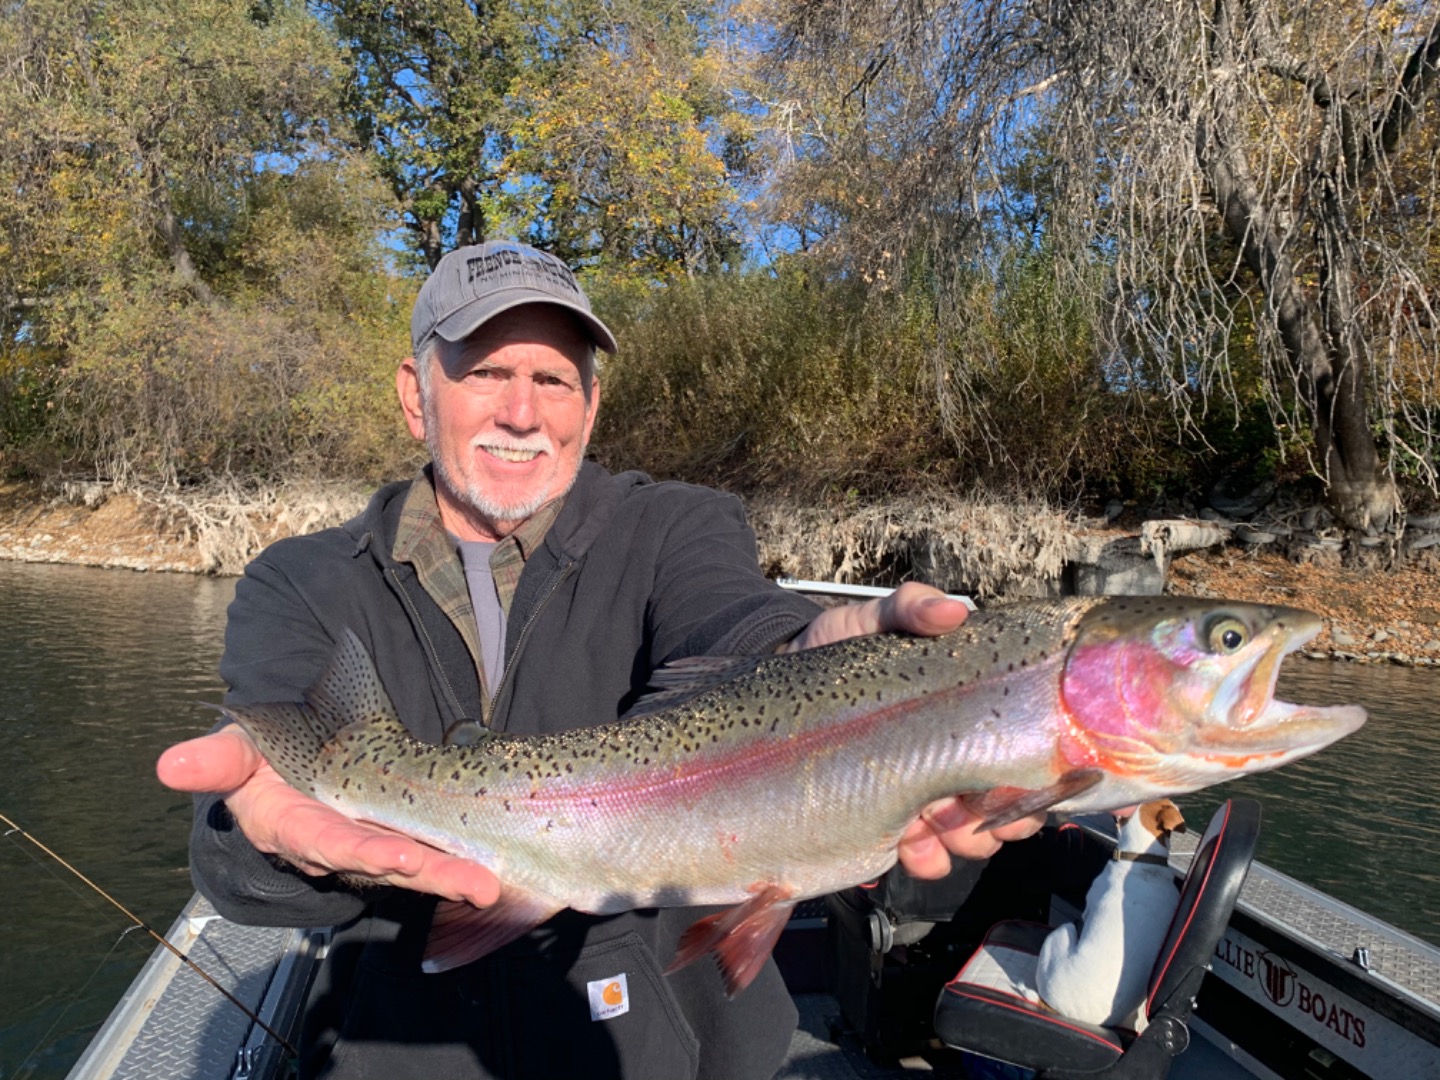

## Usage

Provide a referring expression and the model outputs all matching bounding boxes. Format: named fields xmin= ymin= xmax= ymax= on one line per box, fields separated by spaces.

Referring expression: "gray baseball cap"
xmin=410 ymin=240 xmax=618 ymax=356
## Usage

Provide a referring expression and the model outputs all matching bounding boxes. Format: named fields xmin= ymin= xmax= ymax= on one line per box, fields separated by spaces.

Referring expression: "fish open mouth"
xmin=1200 ymin=619 xmax=1367 ymax=761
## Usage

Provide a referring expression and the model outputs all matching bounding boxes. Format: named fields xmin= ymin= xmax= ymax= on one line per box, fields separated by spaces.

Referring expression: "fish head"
xmin=1059 ymin=597 xmax=1366 ymax=798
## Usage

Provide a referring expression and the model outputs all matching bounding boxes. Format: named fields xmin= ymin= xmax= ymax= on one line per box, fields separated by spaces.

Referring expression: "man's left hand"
xmin=782 ymin=581 xmax=1046 ymax=874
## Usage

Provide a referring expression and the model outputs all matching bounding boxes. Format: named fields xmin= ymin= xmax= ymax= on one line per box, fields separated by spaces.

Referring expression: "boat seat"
xmin=933 ymin=798 xmax=1261 ymax=1080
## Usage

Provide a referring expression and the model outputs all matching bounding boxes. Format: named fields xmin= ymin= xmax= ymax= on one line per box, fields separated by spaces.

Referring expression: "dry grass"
xmin=746 ymin=492 xmax=1076 ymax=601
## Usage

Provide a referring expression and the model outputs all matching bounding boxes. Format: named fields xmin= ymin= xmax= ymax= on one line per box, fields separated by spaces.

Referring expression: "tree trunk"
xmin=1199 ymin=0 xmax=1395 ymax=531
xmin=456 ymin=176 xmax=484 ymax=248
xmin=142 ymin=156 xmax=217 ymax=306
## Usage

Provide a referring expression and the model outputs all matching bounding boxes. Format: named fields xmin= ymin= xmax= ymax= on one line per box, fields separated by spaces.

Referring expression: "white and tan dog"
xmin=1034 ymin=800 xmax=1186 ymax=1029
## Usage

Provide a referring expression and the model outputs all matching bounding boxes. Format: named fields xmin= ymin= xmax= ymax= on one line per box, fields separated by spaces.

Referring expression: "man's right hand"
xmin=157 ymin=725 xmax=501 ymax=908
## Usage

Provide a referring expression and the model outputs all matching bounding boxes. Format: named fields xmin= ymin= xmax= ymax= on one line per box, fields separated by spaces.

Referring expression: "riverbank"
xmin=3 ymin=478 xmax=1438 ymax=666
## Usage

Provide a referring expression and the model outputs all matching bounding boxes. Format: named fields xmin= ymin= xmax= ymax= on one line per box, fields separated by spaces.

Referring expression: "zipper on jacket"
xmin=488 ymin=559 xmax=576 ymax=729
xmin=388 ymin=565 xmax=472 ymax=728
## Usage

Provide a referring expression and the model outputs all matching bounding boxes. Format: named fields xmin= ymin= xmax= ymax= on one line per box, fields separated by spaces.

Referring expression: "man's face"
xmin=398 ymin=305 xmax=600 ymax=541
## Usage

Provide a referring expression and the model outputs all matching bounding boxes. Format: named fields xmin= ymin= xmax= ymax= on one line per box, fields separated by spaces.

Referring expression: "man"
xmin=158 ymin=239 xmax=1040 ymax=1079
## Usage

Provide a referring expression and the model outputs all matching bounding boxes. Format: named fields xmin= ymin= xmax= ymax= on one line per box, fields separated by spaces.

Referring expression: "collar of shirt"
xmin=393 ymin=467 xmax=565 ymax=702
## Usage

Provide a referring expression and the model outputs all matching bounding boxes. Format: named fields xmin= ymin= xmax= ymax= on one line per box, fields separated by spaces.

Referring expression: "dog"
xmin=1033 ymin=799 xmax=1186 ymax=1030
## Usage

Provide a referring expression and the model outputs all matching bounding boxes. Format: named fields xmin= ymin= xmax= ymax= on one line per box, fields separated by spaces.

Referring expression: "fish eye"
xmin=1205 ymin=616 xmax=1249 ymax=654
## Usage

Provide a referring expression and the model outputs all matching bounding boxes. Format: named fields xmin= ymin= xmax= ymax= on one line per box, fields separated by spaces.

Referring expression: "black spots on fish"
xmin=460 ymin=811 xmax=469 ymax=826
xmin=404 ymin=789 xmax=416 ymax=806
xmin=1003 ymin=686 xmax=1011 ymax=696
xmin=451 ymin=770 xmax=462 ymax=782
xmin=991 ymin=708 xmax=1002 ymax=719
xmin=427 ymin=761 xmax=437 ymax=780
xmin=341 ymin=777 xmax=351 ymax=790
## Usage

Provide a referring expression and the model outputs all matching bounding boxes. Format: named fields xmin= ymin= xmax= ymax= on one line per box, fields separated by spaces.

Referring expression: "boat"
xmin=67 ymin=582 xmax=1440 ymax=1080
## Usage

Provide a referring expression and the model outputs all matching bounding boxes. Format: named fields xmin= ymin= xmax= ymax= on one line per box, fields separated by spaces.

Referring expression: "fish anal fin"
xmin=421 ymin=888 xmax=565 ymax=974
xmin=967 ymin=768 xmax=1106 ymax=832
xmin=665 ymin=884 xmax=795 ymax=997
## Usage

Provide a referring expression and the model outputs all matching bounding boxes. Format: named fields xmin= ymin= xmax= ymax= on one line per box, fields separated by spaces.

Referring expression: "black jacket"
xmin=189 ymin=462 xmax=822 ymax=1080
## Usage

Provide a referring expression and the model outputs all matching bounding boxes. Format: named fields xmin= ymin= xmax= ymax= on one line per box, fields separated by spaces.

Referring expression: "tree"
xmin=0 ymin=0 xmax=343 ymax=345
xmin=318 ymin=0 xmax=522 ymax=268
xmin=324 ymin=0 xmax=747 ymax=274
xmin=497 ymin=18 xmax=748 ymax=276
xmin=760 ymin=0 xmax=1440 ymax=528
xmin=0 ymin=0 xmax=412 ymax=484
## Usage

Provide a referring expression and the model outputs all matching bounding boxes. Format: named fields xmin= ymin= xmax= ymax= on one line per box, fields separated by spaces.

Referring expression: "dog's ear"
xmin=1156 ymin=802 xmax=1187 ymax=835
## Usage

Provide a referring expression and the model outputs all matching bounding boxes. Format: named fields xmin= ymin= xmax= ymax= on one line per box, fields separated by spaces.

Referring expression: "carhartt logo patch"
xmin=587 ymin=973 xmax=630 ymax=1021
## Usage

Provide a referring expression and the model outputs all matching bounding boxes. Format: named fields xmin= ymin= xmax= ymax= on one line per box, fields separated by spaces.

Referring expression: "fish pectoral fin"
xmin=421 ymin=888 xmax=565 ymax=974
xmin=665 ymin=884 xmax=795 ymax=998
xmin=967 ymin=768 xmax=1106 ymax=832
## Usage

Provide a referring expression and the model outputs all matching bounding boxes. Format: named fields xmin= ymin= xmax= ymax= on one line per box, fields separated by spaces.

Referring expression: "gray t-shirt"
xmin=456 ymin=539 xmax=506 ymax=694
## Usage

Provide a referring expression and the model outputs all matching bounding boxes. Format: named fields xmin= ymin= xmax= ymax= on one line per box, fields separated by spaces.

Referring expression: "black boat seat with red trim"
xmin=933 ymin=798 xmax=1261 ymax=1080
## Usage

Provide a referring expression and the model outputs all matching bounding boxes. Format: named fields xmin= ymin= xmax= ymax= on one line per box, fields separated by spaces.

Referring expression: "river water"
xmin=1 ymin=560 xmax=1437 ymax=1079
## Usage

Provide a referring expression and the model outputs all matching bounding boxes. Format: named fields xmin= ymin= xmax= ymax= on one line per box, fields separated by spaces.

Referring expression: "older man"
xmin=158 ymin=240 xmax=1039 ymax=1080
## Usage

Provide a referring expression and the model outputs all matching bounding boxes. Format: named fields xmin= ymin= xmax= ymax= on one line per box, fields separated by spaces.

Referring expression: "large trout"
xmin=219 ymin=595 xmax=1364 ymax=993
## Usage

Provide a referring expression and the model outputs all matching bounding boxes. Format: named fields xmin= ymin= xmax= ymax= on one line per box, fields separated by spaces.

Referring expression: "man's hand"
xmin=157 ymin=726 xmax=500 ymax=908
xmin=784 ymin=581 xmax=1046 ymax=873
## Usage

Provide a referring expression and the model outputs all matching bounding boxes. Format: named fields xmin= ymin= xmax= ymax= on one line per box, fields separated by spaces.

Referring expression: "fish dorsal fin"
xmin=218 ymin=629 xmax=401 ymax=795
xmin=305 ymin=628 xmax=404 ymax=734
xmin=422 ymin=887 xmax=565 ymax=973
xmin=625 ymin=655 xmax=768 ymax=717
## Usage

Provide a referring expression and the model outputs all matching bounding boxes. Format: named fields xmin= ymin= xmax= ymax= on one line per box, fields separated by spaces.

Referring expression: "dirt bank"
xmin=3 ymin=478 xmax=1437 ymax=666
xmin=0 ymin=481 xmax=208 ymax=572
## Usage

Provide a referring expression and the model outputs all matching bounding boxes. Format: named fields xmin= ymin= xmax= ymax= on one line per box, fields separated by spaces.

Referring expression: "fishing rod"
xmin=0 ymin=810 xmax=299 ymax=1060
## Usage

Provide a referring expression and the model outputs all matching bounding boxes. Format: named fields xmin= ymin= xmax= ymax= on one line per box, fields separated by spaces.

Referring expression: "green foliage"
xmin=320 ymin=0 xmax=522 ymax=263
xmin=47 ymin=159 xmax=417 ymax=484
xmin=496 ymin=0 xmax=747 ymax=275
xmin=590 ymin=256 xmax=1184 ymax=501
xmin=0 ymin=0 xmax=418 ymax=485
xmin=1 ymin=0 xmax=1382 ymax=509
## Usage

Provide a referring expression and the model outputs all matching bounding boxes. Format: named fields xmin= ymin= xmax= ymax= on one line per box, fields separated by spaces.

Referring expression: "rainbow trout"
xmin=220 ymin=595 xmax=1364 ymax=993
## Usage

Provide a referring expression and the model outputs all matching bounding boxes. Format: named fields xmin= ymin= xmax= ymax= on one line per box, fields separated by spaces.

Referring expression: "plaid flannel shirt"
xmin=392 ymin=469 xmax=563 ymax=711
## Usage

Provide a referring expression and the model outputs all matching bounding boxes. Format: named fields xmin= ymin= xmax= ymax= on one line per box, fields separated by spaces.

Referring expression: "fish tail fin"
xmin=665 ymin=884 xmax=795 ymax=997
xmin=218 ymin=629 xmax=397 ymax=795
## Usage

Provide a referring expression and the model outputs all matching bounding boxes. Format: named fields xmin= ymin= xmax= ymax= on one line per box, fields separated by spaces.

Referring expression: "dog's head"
xmin=1125 ymin=799 xmax=1187 ymax=845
